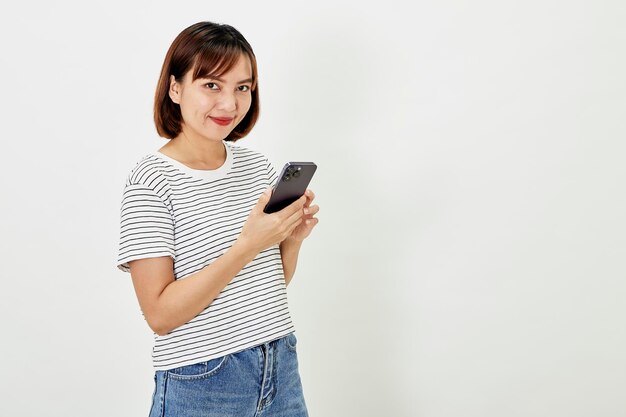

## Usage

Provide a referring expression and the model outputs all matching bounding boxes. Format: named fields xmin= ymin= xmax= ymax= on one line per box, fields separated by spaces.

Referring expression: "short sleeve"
xmin=266 ymin=158 xmax=279 ymax=188
xmin=117 ymin=183 xmax=176 ymax=273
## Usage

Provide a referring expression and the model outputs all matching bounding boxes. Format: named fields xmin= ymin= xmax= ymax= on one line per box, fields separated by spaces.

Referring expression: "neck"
xmin=162 ymin=128 xmax=227 ymax=169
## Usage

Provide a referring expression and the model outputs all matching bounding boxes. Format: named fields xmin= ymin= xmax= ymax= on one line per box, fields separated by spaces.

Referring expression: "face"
xmin=169 ymin=53 xmax=253 ymax=142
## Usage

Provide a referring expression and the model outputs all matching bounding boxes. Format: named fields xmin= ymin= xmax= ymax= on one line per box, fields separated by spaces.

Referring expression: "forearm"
xmin=280 ymin=238 xmax=303 ymax=286
xmin=155 ymin=239 xmax=258 ymax=335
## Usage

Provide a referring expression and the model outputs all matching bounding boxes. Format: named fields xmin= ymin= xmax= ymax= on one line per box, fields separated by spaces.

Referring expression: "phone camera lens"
xmin=283 ymin=173 xmax=291 ymax=181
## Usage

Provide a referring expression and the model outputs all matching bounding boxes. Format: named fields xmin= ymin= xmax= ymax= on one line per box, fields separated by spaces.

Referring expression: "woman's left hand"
xmin=286 ymin=189 xmax=319 ymax=243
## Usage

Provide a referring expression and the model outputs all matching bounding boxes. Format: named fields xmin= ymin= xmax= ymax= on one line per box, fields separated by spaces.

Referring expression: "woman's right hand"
xmin=237 ymin=187 xmax=307 ymax=254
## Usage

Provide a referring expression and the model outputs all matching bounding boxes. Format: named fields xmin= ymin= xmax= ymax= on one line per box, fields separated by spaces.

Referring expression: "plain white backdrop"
xmin=0 ymin=1 xmax=624 ymax=416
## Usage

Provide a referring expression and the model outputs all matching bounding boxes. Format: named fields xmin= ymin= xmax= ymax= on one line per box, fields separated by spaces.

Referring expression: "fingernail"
xmin=304 ymin=208 xmax=309 ymax=214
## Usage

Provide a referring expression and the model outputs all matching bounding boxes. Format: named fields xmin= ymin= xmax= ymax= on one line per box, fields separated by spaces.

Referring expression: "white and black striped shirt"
xmin=117 ymin=140 xmax=294 ymax=371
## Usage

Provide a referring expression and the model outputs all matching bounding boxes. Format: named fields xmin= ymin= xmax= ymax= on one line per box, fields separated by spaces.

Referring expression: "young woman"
xmin=116 ymin=21 xmax=318 ymax=417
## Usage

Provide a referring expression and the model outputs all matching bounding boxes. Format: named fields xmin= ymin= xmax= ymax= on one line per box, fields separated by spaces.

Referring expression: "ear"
xmin=168 ymin=74 xmax=181 ymax=104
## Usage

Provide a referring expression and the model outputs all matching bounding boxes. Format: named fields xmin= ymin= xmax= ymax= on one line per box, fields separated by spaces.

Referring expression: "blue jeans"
xmin=148 ymin=333 xmax=309 ymax=417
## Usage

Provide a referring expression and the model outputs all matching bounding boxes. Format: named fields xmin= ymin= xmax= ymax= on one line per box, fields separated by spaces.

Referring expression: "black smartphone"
xmin=263 ymin=162 xmax=317 ymax=214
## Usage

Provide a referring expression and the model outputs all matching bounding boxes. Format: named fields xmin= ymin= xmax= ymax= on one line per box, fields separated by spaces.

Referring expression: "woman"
xmin=116 ymin=21 xmax=318 ymax=417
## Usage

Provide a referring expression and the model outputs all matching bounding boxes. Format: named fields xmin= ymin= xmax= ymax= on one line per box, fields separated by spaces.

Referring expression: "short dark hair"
xmin=153 ymin=21 xmax=260 ymax=142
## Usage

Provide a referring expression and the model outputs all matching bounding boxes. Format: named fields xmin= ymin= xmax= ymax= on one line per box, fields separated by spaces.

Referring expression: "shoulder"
xmin=122 ymin=154 xmax=174 ymax=204
xmin=227 ymin=140 xmax=270 ymax=163
xmin=124 ymin=154 xmax=170 ymax=187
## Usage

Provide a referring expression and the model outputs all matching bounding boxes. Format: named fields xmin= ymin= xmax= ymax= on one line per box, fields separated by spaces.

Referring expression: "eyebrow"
xmin=200 ymin=75 xmax=253 ymax=84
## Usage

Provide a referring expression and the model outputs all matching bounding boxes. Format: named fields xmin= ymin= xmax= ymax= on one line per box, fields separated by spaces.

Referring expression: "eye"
xmin=238 ymin=85 xmax=250 ymax=92
xmin=204 ymin=82 xmax=219 ymax=90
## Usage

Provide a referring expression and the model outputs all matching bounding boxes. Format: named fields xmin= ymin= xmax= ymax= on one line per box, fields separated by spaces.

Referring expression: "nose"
xmin=216 ymin=90 xmax=237 ymax=112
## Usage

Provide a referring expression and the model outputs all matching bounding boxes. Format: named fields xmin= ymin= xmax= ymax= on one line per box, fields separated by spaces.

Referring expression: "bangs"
xmin=191 ymin=43 xmax=257 ymax=90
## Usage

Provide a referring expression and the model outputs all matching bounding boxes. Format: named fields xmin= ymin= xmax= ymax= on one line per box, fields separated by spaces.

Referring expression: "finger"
xmin=285 ymin=202 xmax=307 ymax=226
xmin=305 ymin=189 xmax=315 ymax=204
xmin=302 ymin=191 xmax=315 ymax=209
xmin=305 ymin=218 xmax=319 ymax=227
xmin=300 ymin=217 xmax=319 ymax=229
xmin=255 ymin=187 xmax=274 ymax=213
xmin=303 ymin=205 xmax=319 ymax=217
xmin=280 ymin=194 xmax=307 ymax=219
xmin=286 ymin=216 xmax=304 ymax=235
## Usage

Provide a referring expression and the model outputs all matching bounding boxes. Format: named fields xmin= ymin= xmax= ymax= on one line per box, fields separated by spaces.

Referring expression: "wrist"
xmin=281 ymin=236 xmax=303 ymax=247
xmin=233 ymin=236 xmax=260 ymax=263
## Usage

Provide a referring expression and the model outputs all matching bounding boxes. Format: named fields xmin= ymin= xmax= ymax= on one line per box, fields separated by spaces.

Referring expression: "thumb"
xmin=257 ymin=187 xmax=273 ymax=207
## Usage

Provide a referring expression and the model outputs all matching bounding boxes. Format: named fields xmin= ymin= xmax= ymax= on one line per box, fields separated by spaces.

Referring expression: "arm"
xmin=128 ymin=189 xmax=307 ymax=337
xmin=280 ymin=237 xmax=303 ymax=286
xmin=129 ymin=238 xmax=258 ymax=336
xmin=279 ymin=189 xmax=320 ymax=286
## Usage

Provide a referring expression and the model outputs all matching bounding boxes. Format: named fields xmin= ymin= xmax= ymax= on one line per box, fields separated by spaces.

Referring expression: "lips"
xmin=209 ymin=116 xmax=234 ymax=126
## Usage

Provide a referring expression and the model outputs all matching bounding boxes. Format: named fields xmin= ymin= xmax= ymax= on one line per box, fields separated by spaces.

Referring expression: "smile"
xmin=209 ymin=116 xmax=234 ymax=126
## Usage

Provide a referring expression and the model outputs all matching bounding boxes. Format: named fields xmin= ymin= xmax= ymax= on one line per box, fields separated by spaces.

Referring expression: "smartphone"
xmin=263 ymin=162 xmax=317 ymax=214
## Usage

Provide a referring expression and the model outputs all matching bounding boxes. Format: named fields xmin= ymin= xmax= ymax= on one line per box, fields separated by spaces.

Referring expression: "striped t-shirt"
xmin=116 ymin=139 xmax=295 ymax=371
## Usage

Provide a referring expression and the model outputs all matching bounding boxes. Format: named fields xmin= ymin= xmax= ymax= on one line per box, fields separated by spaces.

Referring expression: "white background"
xmin=1 ymin=1 xmax=625 ymax=416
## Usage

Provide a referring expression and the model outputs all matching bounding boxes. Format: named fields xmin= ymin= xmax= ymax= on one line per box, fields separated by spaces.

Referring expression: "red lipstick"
xmin=210 ymin=117 xmax=233 ymax=126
